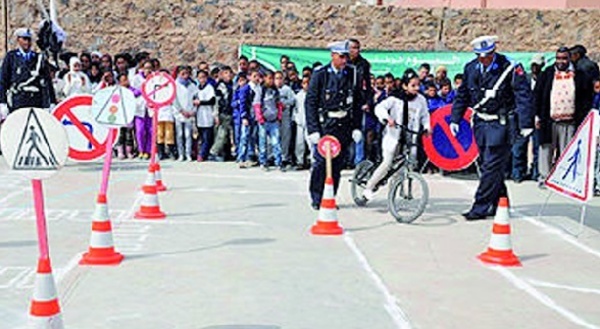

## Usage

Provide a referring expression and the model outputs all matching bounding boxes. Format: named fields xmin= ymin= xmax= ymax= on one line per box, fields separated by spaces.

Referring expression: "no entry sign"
xmin=53 ymin=95 xmax=118 ymax=162
xmin=422 ymin=105 xmax=478 ymax=171
xmin=317 ymin=135 xmax=342 ymax=159
xmin=141 ymin=72 xmax=176 ymax=108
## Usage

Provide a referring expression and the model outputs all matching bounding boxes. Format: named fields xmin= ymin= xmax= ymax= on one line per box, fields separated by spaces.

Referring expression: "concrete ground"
xmin=0 ymin=158 xmax=599 ymax=329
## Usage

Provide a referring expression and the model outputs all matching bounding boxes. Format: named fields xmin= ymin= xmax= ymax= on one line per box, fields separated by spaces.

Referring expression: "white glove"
xmin=450 ymin=123 xmax=459 ymax=136
xmin=308 ymin=132 xmax=321 ymax=145
xmin=520 ymin=128 xmax=533 ymax=137
xmin=352 ymin=129 xmax=363 ymax=143
xmin=49 ymin=103 xmax=56 ymax=112
xmin=0 ymin=103 xmax=8 ymax=121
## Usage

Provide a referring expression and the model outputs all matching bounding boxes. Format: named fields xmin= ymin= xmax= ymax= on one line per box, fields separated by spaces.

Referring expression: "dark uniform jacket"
xmin=452 ymin=53 xmax=534 ymax=146
xmin=534 ymin=65 xmax=594 ymax=144
xmin=304 ymin=63 xmax=362 ymax=146
xmin=0 ymin=49 xmax=56 ymax=111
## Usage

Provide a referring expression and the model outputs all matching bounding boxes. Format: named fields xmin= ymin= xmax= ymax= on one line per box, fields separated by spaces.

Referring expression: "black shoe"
xmin=311 ymin=203 xmax=320 ymax=210
xmin=278 ymin=166 xmax=287 ymax=172
xmin=462 ymin=211 xmax=488 ymax=221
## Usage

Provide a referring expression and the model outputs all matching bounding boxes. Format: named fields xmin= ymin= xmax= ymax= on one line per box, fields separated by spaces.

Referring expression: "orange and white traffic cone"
xmin=80 ymin=194 xmax=124 ymax=265
xmin=310 ymin=177 xmax=343 ymax=235
xmin=29 ymin=257 xmax=64 ymax=329
xmin=135 ymin=166 xmax=166 ymax=220
xmin=477 ymin=197 xmax=521 ymax=267
xmin=154 ymin=161 xmax=167 ymax=192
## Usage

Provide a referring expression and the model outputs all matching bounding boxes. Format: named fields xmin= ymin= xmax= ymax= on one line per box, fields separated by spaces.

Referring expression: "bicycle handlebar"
xmin=381 ymin=119 xmax=421 ymax=136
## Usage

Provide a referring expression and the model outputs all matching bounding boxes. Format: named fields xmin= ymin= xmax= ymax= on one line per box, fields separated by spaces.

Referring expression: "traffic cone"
xmin=29 ymin=257 xmax=64 ymax=329
xmin=477 ymin=197 xmax=521 ymax=267
xmin=310 ymin=177 xmax=343 ymax=235
xmin=80 ymin=194 xmax=124 ymax=266
xmin=135 ymin=166 xmax=166 ymax=220
xmin=154 ymin=161 xmax=167 ymax=192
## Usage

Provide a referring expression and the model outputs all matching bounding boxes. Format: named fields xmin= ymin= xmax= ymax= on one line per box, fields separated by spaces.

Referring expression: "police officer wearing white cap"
xmin=305 ymin=40 xmax=363 ymax=210
xmin=0 ymin=27 xmax=56 ymax=121
xmin=451 ymin=35 xmax=534 ymax=220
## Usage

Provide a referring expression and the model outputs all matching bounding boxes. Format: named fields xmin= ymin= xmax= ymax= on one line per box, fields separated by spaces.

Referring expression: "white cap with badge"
xmin=327 ymin=40 xmax=349 ymax=55
xmin=470 ymin=35 xmax=498 ymax=57
xmin=14 ymin=28 xmax=33 ymax=39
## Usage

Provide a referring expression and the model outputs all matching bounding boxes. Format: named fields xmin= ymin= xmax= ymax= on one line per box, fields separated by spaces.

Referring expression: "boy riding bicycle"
xmin=362 ymin=69 xmax=430 ymax=201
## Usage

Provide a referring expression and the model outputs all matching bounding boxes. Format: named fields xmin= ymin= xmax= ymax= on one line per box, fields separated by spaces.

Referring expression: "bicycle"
xmin=349 ymin=124 xmax=429 ymax=223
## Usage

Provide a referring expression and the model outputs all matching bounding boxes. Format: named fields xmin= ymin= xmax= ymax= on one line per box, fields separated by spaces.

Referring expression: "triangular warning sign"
xmin=545 ymin=110 xmax=599 ymax=202
xmin=94 ymin=86 xmax=129 ymax=126
xmin=12 ymin=109 xmax=59 ymax=171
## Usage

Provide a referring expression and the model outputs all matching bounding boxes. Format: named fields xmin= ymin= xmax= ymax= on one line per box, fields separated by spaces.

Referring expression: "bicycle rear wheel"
xmin=351 ymin=160 xmax=374 ymax=207
xmin=387 ymin=171 xmax=429 ymax=223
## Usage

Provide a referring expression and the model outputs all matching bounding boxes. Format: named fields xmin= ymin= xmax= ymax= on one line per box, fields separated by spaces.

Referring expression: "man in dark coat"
xmin=451 ymin=35 xmax=534 ymax=220
xmin=347 ymin=38 xmax=375 ymax=165
xmin=0 ymin=28 xmax=56 ymax=119
xmin=570 ymin=45 xmax=600 ymax=81
xmin=305 ymin=40 xmax=363 ymax=210
xmin=535 ymin=46 xmax=594 ymax=187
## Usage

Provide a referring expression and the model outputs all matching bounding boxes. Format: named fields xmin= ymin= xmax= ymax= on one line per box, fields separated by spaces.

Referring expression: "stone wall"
xmin=2 ymin=1 xmax=600 ymax=66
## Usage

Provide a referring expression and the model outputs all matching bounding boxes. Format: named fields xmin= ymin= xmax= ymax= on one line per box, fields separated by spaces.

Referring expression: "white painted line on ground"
xmin=138 ymin=220 xmax=263 ymax=226
xmin=452 ymin=180 xmax=600 ymax=261
xmin=519 ymin=214 xmax=600 ymax=260
xmin=55 ymin=253 xmax=83 ymax=285
xmin=183 ymin=187 xmax=305 ymax=196
xmin=526 ymin=278 xmax=600 ymax=295
xmin=491 ymin=266 xmax=600 ymax=329
xmin=343 ymin=232 xmax=413 ymax=329
xmin=0 ymin=187 xmax=28 ymax=205
xmin=166 ymin=171 xmax=304 ymax=182
xmin=0 ymin=267 xmax=29 ymax=289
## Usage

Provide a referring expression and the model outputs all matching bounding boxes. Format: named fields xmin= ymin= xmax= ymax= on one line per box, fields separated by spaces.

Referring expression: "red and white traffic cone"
xmin=29 ymin=258 xmax=64 ymax=329
xmin=80 ymin=194 xmax=124 ymax=265
xmin=154 ymin=161 xmax=167 ymax=192
xmin=135 ymin=166 xmax=166 ymax=220
xmin=478 ymin=197 xmax=521 ymax=267
xmin=310 ymin=177 xmax=343 ymax=235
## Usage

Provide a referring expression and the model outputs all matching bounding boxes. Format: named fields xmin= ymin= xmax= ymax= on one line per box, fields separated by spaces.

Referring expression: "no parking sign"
xmin=422 ymin=105 xmax=478 ymax=171
xmin=141 ymin=72 xmax=177 ymax=108
xmin=52 ymin=95 xmax=118 ymax=161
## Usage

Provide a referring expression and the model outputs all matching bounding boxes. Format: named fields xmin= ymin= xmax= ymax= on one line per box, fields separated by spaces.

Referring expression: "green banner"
xmin=241 ymin=44 xmax=553 ymax=81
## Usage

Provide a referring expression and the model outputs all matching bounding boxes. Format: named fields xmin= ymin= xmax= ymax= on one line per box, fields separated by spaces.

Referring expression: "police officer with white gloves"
xmin=451 ymin=36 xmax=534 ymax=220
xmin=0 ymin=27 xmax=57 ymax=121
xmin=305 ymin=40 xmax=363 ymax=210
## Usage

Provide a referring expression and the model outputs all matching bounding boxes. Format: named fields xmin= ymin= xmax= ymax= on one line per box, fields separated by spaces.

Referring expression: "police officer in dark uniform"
xmin=451 ymin=36 xmax=534 ymax=220
xmin=0 ymin=27 xmax=56 ymax=119
xmin=305 ymin=40 xmax=363 ymax=210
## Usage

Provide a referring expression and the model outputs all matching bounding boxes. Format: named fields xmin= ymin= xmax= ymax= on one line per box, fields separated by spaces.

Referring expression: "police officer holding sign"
xmin=305 ymin=40 xmax=363 ymax=210
xmin=0 ymin=28 xmax=56 ymax=121
xmin=451 ymin=36 xmax=534 ymax=220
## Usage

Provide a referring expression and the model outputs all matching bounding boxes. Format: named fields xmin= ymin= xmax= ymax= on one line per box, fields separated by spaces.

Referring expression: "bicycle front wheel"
xmin=351 ymin=160 xmax=374 ymax=207
xmin=387 ymin=171 xmax=429 ymax=223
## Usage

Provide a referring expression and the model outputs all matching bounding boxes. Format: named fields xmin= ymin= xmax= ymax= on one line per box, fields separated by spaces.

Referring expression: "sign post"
xmin=141 ymin=72 xmax=177 ymax=192
xmin=311 ymin=135 xmax=343 ymax=235
xmin=0 ymin=108 xmax=68 ymax=328
xmin=79 ymin=87 xmax=137 ymax=266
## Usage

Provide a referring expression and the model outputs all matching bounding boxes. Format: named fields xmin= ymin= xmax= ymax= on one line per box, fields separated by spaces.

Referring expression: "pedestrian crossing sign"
xmin=0 ymin=108 xmax=68 ymax=180
xmin=13 ymin=109 xmax=59 ymax=170
xmin=545 ymin=110 xmax=599 ymax=202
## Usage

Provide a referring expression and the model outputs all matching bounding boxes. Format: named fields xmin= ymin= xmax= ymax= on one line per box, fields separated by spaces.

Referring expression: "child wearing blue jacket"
xmin=231 ymin=72 xmax=254 ymax=168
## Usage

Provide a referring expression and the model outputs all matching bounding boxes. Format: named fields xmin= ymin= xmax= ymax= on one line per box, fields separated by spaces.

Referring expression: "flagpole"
xmin=3 ymin=0 xmax=7 ymax=53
